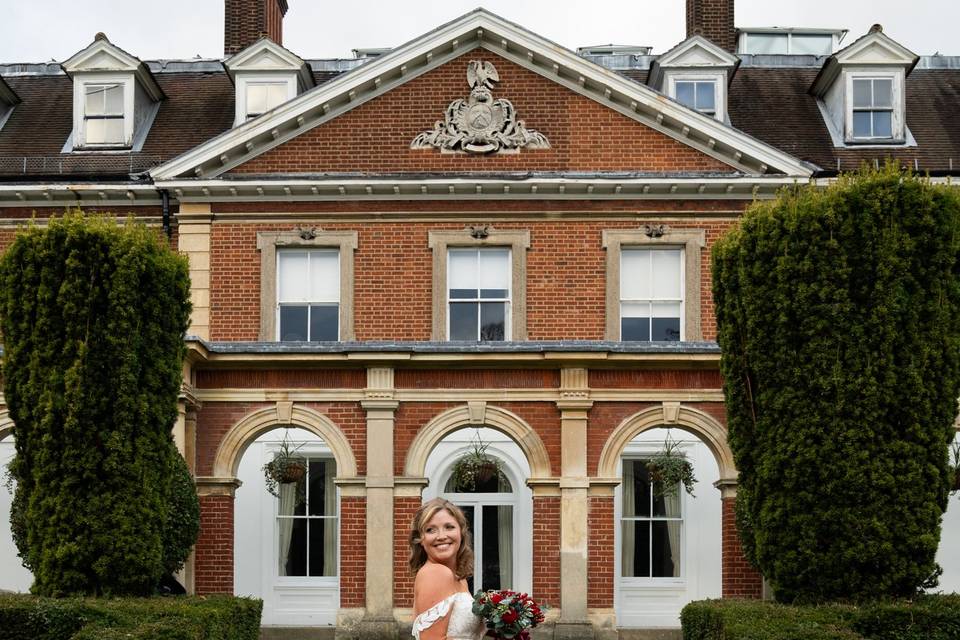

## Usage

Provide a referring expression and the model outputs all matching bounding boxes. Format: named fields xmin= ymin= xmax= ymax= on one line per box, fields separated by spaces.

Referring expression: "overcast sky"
xmin=2 ymin=0 xmax=958 ymax=64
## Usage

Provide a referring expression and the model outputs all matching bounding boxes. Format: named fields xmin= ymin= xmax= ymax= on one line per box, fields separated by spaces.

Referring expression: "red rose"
xmin=502 ymin=609 xmax=519 ymax=624
xmin=491 ymin=593 xmax=504 ymax=604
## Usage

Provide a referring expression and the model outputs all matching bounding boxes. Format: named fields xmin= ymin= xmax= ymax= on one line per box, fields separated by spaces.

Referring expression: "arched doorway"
xmin=423 ymin=426 xmax=534 ymax=595
xmin=0 ymin=423 xmax=32 ymax=592
xmin=235 ymin=426 xmax=339 ymax=627
xmin=614 ymin=427 xmax=721 ymax=628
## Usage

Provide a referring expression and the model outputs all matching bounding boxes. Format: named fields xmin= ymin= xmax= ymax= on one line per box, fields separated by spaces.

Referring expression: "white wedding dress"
xmin=412 ymin=591 xmax=486 ymax=640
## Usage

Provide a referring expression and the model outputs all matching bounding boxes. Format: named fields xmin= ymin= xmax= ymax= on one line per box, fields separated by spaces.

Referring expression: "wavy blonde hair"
xmin=408 ymin=498 xmax=474 ymax=580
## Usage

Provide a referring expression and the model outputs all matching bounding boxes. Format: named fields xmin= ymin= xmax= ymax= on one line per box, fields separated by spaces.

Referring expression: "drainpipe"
xmin=161 ymin=188 xmax=171 ymax=239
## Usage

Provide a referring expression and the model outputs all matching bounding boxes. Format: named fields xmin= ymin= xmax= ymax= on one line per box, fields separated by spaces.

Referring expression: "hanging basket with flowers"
xmin=262 ymin=435 xmax=307 ymax=501
xmin=450 ymin=439 xmax=504 ymax=492
xmin=645 ymin=435 xmax=697 ymax=498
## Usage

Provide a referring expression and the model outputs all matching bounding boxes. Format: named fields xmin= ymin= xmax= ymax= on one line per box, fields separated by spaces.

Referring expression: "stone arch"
xmin=212 ymin=404 xmax=358 ymax=479
xmin=597 ymin=404 xmax=737 ymax=482
xmin=0 ymin=410 xmax=13 ymax=442
xmin=404 ymin=403 xmax=552 ymax=479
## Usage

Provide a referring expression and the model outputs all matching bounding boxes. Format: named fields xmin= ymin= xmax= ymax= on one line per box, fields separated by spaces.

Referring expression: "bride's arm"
xmin=413 ymin=564 xmax=459 ymax=640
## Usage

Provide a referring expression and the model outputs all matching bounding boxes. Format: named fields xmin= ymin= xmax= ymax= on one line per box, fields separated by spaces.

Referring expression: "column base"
xmin=553 ymin=621 xmax=596 ymax=640
xmin=335 ymin=616 xmax=399 ymax=640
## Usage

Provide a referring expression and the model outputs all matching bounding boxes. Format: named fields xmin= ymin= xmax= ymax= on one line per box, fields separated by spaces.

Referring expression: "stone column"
xmin=555 ymin=368 xmax=594 ymax=640
xmin=359 ymin=367 xmax=399 ymax=639
xmin=717 ymin=481 xmax=763 ymax=599
xmin=177 ymin=204 xmax=213 ymax=341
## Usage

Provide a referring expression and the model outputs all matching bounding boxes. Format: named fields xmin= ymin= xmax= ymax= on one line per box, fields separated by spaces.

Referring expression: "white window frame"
xmin=73 ymin=73 xmax=134 ymax=148
xmin=603 ymin=229 xmax=705 ymax=342
xmin=446 ymin=247 xmax=512 ymax=342
xmin=739 ymin=31 xmax=839 ymax=56
xmin=235 ymin=74 xmax=297 ymax=125
xmin=844 ymin=70 xmax=904 ymax=143
xmin=275 ymin=248 xmax=341 ymax=342
xmin=619 ymin=247 xmax=685 ymax=342
xmin=617 ymin=453 xmax=687 ymax=587
xmin=666 ymin=72 xmax=725 ymax=122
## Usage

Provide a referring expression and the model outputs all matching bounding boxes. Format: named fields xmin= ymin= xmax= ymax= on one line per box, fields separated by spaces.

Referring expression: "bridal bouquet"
xmin=472 ymin=589 xmax=546 ymax=639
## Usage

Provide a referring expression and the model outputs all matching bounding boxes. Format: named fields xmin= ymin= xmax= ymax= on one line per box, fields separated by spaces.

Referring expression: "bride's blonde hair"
xmin=408 ymin=498 xmax=474 ymax=580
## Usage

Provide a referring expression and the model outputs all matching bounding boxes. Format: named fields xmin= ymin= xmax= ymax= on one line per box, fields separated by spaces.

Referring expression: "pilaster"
xmin=556 ymin=367 xmax=594 ymax=636
xmin=177 ymin=204 xmax=213 ymax=340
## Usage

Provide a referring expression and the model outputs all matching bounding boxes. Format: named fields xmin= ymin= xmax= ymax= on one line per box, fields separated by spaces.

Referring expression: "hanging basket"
xmin=646 ymin=436 xmax=697 ymax=498
xmin=263 ymin=435 xmax=307 ymax=501
xmin=274 ymin=459 xmax=307 ymax=484
xmin=450 ymin=438 xmax=503 ymax=491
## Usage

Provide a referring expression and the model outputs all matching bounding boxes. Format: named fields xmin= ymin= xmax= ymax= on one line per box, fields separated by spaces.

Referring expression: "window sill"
xmin=619 ymin=578 xmax=687 ymax=589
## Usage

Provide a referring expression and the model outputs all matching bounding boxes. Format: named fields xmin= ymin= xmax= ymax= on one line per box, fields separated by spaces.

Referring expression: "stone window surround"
xmin=257 ymin=230 xmax=358 ymax=342
xmin=602 ymin=228 xmax=705 ymax=342
xmin=428 ymin=229 xmax=530 ymax=341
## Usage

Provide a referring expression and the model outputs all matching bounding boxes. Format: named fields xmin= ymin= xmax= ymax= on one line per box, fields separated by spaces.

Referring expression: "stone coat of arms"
xmin=411 ymin=60 xmax=550 ymax=154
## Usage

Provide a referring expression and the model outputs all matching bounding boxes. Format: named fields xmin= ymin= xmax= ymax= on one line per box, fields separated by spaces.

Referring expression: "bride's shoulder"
xmin=414 ymin=563 xmax=459 ymax=612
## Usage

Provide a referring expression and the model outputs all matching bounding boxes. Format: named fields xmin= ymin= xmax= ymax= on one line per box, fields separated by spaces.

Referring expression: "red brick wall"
xmin=195 ymin=368 xmax=366 ymax=389
xmin=394 ymin=496 xmax=421 ymax=607
xmin=588 ymin=496 xmax=615 ymax=608
xmin=224 ymin=0 xmax=286 ymax=55
xmin=195 ymin=495 xmax=234 ymax=594
xmin=194 ymin=401 xmax=366 ymax=476
xmin=395 ymin=369 xmax=559 ymax=389
xmin=231 ymin=52 xmax=736 ymax=175
xmin=589 ymin=369 xmax=723 ymax=389
xmin=339 ymin=496 xmax=366 ymax=608
xmin=532 ymin=496 xmax=560 ymax=607
xmin=721 ymin=496 xmax=762 ymax=598
xmin=207 ymin=218 xmax=737 ymax=343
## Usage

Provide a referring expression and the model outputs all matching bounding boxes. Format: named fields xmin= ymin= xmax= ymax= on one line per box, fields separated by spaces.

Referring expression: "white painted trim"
xmin=72 ymin=74 xmax=135 ymax=149
xmin=665 ymin=72 xmax=727 ymax=123
xmin=149 ymin=9 xmax=814 ymax=180
xmin=235 ymin=74 xmax=299 ymax=127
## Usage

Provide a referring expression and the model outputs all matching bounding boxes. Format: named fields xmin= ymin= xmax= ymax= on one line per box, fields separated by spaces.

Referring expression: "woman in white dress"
xmin=409 ymin=498 xmax=487 ymax=640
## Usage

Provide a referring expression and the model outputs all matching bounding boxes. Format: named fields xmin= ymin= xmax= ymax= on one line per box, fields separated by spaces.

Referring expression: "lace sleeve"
xmin=411 ymin=595 xmax=455 ymax=640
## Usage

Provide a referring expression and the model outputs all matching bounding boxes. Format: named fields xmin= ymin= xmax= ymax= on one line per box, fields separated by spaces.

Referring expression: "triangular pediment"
xmin=811 ymin=28 xmax=918 ymax=96
xmin=224 ymin=37 xmax=315 ymax=90
xmin=151 ymin=8 xmax=813 ymax=181
xmin=61 ymin=35 xmax=165 ymax=100
xmin=658 ymin=36 xmax=739 ymax=69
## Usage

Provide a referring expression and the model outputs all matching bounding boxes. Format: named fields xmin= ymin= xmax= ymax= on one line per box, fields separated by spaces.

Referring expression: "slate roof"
xmin=1 ymin=53 xmax=958 ymax=179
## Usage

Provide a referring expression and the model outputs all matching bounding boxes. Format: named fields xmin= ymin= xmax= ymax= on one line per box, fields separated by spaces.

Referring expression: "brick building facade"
xmin=1 ymin=0 xmax=959 ymax=636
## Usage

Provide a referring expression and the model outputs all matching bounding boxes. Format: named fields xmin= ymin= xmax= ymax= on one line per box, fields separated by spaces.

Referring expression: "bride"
xmin=409 ymin=498 xmax=486 ymax=640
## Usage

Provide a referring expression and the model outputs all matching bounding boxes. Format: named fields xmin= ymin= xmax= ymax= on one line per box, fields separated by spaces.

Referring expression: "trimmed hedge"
xmin=0 ymin=594 xmax=262 ymax=640
xmin=681 ymin=596 xmax=960 ymax=640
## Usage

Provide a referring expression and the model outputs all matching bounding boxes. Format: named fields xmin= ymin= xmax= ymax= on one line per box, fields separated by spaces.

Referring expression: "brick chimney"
xmin=224 ymin=0 xmax=289 ymax=56
xmin=686 ymin=0 xmax=736 ymax=52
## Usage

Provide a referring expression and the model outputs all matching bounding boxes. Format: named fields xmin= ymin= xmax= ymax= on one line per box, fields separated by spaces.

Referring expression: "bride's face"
xmin=421 ymin=508 xmax=462 ymax=567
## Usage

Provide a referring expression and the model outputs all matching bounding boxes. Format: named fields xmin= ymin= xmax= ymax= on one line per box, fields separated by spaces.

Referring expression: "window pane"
xmin=621 ymin=521 xmax=650 ymax=577
xmin=652 ymin=302 xmax=681 ymax=341
xmin=872 ymin=111 xmax=892 ymax=138
xmin=278 ymin=251 xmax=310 ymax=302
xmin=748 ymin=34 xmax=788 ymax=54
xmin=267 ymin=83 xmax=288 ymax=110
xmin=280 ymin=305 xmax=308 ymax=341
xmin=852 ymin=111 xmax=872 ymax=138
xmin=309 ymin=305 xmax=338 ymax=341
xmin=479 ymin=302 xmax=506 ymax=341
xmin=621 ymin=302 xmax=650 ymax=341
xmin=308 ymin=518 xmax=338 ymax=577
xmin=449 ymin=249 xmax=478 ymax=296
xmin=852 ymin=79 xmax=872 ymax=108
xmin=450 ymin=302 xmax=477 ymax=340
xmin=104 ymin=84 xmax=124 ymax=114
xmin=653 ymin=487 xmax=682 ymax=517
xmin=873 ymin=79 xmax=893 ymax=108
xmin=623 ymin=460 xmax=651 ymax=518
xmin=247 ymin=84 xmax=269 ymax=115
xmin=280 ymin=519 xmax=307 ymax=576
xmin=695 ymin=82 xmax=715 ymax=112
xmin=651 ymin=521 xmax=681 ymax=577
xmin=481 ymin=505 xmax=512 ymax=590
xmin=791 ymin=34 xmax=833 ymax=55
xmin=478 ymin=248 xmax=510 ymax=294
xmin=651 ymin=250 xmax=682 ymax=298
xmin=621 ymin=249 xmax=650 ymax=300
xmin=675 ymin=82 xmax=695 ymax=108
xmin=309 ymin=250 xmax=339 ymax=301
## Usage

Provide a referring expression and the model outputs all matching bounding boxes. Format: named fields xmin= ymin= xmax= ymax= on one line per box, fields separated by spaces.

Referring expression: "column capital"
xmin=195 ymin=476 xmax=241 ymax=497
xmin=714 ymin=478 xmax=738 ymax=499
xmin=361 ymin=399 xmax=399 ymax=411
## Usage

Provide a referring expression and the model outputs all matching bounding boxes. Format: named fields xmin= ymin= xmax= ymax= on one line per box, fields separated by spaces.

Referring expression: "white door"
xmin=615 ymin=429 xmax=721 ymax=628
xmin=235 ymin=429 xmax=339 ymax=626
xmin=0 ymin=436 xmax=33 ymax=592
xmin=424 ymin=427 xmax=533 ymax=595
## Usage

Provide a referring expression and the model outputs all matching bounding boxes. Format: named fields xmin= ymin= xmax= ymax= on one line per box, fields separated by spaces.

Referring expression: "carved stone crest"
xmin=411 ymin=60 xmax=550 ymax=154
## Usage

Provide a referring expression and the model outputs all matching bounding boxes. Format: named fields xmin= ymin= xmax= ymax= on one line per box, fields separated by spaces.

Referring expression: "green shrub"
xmin=162 ymin=448 xmax=200 ymax=577
xmin=852 ymin=595 xmax=960 ymax=640
xmin=0 ymin=214 xmax=193 ymax=596
xmin=713 ymin=167 xmax=960 ymax=601
xmin=0 ymin=594 xmax=262 ymax=640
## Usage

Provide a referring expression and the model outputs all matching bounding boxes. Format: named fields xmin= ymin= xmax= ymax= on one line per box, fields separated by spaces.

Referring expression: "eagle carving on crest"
xmin=411 ymin=60 xmax=550 ymax=154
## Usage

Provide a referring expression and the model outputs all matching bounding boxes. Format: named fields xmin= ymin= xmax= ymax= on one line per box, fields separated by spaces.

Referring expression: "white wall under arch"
xmin=0 ymin=432 xmax=32 ymax=592
xmin=422 ymin=426 xmax=533 ymax=595
xmin=935 ymin=431 xmax=960 ymax=593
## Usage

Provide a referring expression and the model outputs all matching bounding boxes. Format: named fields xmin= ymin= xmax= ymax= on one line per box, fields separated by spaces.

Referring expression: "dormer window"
xmin=224 ymin=37 xmax=314 ymax=126
xmin=61 ymin=34 xmax=164 ymax=151
xmin=83 ymin=82 xmax=126 ymax=145
xmin=674 ymin=79 xmax=716 ymax=116
xmin=851 ymin=77 xmax=893 ymax=139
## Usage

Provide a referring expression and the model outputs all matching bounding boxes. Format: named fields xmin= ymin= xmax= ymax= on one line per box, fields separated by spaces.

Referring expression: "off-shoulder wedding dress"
xmin=412 ymin=591 xmax=486 ymax=640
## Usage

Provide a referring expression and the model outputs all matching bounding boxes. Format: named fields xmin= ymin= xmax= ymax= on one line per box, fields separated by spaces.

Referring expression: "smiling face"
xmin=420 ymin=508 xmax=462 ymax=570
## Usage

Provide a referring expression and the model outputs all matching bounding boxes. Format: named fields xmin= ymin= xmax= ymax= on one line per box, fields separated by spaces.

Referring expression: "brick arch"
xmin=404 ymin=403 xmax=552 ymax=479
xmin=0 ymin=410 xmax=12 ymax=442
xmin=212 ymin=404 xmax=358 ymax=479
xmin=597 ymin=404 xmax=737 ymax=482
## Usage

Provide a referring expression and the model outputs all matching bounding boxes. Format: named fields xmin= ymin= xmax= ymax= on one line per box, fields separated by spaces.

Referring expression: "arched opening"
xmin=423 ymin=426 xmax=534 ymax=595
xmin=234 ymin=425 xmax=339 ymax=627
xmin=0 ymin=417 xmax=32 ymax=593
